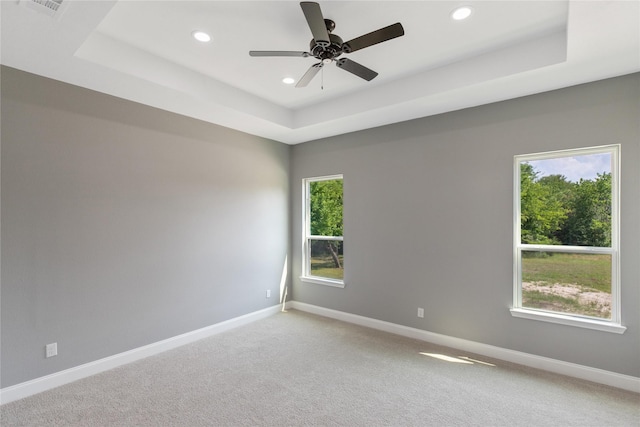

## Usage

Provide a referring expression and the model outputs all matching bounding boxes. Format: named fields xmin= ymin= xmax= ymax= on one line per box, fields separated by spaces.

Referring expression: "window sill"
xmin=510 ymin=308 xmax=626 ymax=334
xmin=300 ymin=276 xmax=345 ymax=288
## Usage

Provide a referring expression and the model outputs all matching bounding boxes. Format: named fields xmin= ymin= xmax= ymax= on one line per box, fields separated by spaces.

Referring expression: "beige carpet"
xmin=1 ymin=310 xmax=639 ymax=426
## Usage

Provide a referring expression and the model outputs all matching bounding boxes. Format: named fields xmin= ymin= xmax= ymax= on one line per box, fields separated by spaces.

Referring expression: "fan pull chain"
xmin=321 ymin=65 xmax=324 ymax=90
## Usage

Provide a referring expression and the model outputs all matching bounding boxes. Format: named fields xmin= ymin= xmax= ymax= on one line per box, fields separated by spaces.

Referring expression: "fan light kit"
xmin=451 ymin=6 xmax=473 ymax=21
xmin=250 ymin=1 xmax=405 ymax=88
xmin=282 ymin=77 xmax=296 ymax=85
xmin=192 ymin=31 xmax=211 ymax=42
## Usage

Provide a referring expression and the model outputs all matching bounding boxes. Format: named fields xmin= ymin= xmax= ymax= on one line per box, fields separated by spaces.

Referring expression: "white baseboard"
xmin=3 ymin=301 xmax=636 ymax=405
xmin=0 ymin=304 xmax=287 ymax=405
xmin=289 ymin=301 xmax=640 ymax=394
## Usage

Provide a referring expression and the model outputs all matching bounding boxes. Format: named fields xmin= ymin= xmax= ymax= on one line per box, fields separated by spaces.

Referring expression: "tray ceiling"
xmin=2 ymin=1 xmax=639 ymax=144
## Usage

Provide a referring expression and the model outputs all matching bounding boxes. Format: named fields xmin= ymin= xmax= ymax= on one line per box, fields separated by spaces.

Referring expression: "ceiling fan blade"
xmin=249 ymin=51 xmax=310 ymax=57
xmin=336 ymin=58 xmax=378 ymax=81
xmin=343 ymin=22 xmax=404 ymax=53
xmin=296 ymin=63 xmax=323 ymax=87
xmin=300 ymin=2 xmax=330 ymax=45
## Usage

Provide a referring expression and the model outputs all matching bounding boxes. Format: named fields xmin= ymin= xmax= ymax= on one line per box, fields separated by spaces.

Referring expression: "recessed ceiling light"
xmin=192 ymin=31 xmax=211 ymax=42
xmin=282 ymin=77 xmax=295 ymax=85
xmin=451 ymin=6 xmax=473 ymax=21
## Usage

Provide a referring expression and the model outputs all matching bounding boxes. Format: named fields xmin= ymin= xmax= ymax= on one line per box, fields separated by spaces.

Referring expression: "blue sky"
xmin=527 ymin=153 xmax=611 ymax=183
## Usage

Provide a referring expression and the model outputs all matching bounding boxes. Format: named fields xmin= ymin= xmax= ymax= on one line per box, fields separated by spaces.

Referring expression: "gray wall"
xmin=291 ymin=73 xmax=640 ymax=377
xmin=1 ymin=67 xmax=290 ymax=388
xmin=2 ymin=65 xmax=638 ymax=389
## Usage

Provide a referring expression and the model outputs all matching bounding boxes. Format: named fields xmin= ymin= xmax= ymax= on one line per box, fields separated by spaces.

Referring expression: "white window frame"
xmin=511 ymin=145 xmax=625 ymax=334
xmin=301 ymin=175 xmax=345 ymax=288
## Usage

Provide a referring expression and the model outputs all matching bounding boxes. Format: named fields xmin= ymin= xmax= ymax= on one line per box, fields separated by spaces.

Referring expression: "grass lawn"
xmin=522 ymin=252 xmax=611 ymax=292
xmin=521 ymin=252 xmax=611 ymax=318
xmin=310 ymin=256 xmax=344 ymax=280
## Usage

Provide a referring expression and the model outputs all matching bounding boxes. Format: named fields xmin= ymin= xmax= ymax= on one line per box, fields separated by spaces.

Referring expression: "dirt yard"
xmin=522 ymin=282 xmax=611 ymax=318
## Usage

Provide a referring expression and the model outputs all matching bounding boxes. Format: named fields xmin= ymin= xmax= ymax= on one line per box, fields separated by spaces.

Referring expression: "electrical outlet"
xmin=46 ymin=342 xmax=57 ymax=358
xmin=266 ymin=289 xmax=271 ymax=298
xmin=417 ymin=308 xmax=424 ymax=318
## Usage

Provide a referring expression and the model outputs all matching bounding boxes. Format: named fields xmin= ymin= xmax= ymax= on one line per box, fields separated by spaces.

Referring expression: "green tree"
xmin=310 ymin=179 xmax=343 ymax=268
xmin=537 ymin=174 xmax=574 ymax=205
xmin=520 ymin=163 xmax=567 ymax=244
xmin=537 ymin=174 xmax=575 ymax=243
xmin=558 ymin=173 xmax=611 ymax=247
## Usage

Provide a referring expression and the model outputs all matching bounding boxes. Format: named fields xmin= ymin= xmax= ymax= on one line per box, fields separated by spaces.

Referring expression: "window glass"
xmin=521 ymin=251 xmax=612 ymax=319
xmin=309 ymin=179 xmax=343 ymax=237
xmin=520 ymin=152 xmax=612 ymax=246
xmin=310 ymin=240 xmax=344 ymax=281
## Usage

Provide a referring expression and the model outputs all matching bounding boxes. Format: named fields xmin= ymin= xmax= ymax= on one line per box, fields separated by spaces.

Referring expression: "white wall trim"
xmin=0 ymin=304 xmax=287 ymax=405
xmin=289 ymin=301 xmax=640 ymax=394
xmin=3 ymin=300 xmax=636 ymax=405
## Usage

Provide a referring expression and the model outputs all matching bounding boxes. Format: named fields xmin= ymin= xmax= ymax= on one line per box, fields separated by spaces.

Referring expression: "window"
xmin=512 ymin=145 xmax=624 ymax=333
xmin=302 ymin=175 xmax=344 ymax=287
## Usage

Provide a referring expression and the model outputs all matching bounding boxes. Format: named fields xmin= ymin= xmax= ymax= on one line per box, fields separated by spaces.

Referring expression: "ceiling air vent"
xmin=19 ymin=0 xmax=67 ymax=18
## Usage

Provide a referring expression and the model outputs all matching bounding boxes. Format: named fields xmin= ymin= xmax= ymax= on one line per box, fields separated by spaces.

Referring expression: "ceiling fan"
xmin=249 ymin=1 xmax=405 ymax=88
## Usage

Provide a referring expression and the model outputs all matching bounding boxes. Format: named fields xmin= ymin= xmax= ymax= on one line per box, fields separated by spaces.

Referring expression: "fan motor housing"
xmin=309 ymin=33 xmax=343 ymax=61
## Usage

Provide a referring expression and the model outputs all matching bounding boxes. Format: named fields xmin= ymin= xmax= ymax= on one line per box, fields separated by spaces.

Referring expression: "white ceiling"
xmin=2 ymin=1 xmax=639 ymax=144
